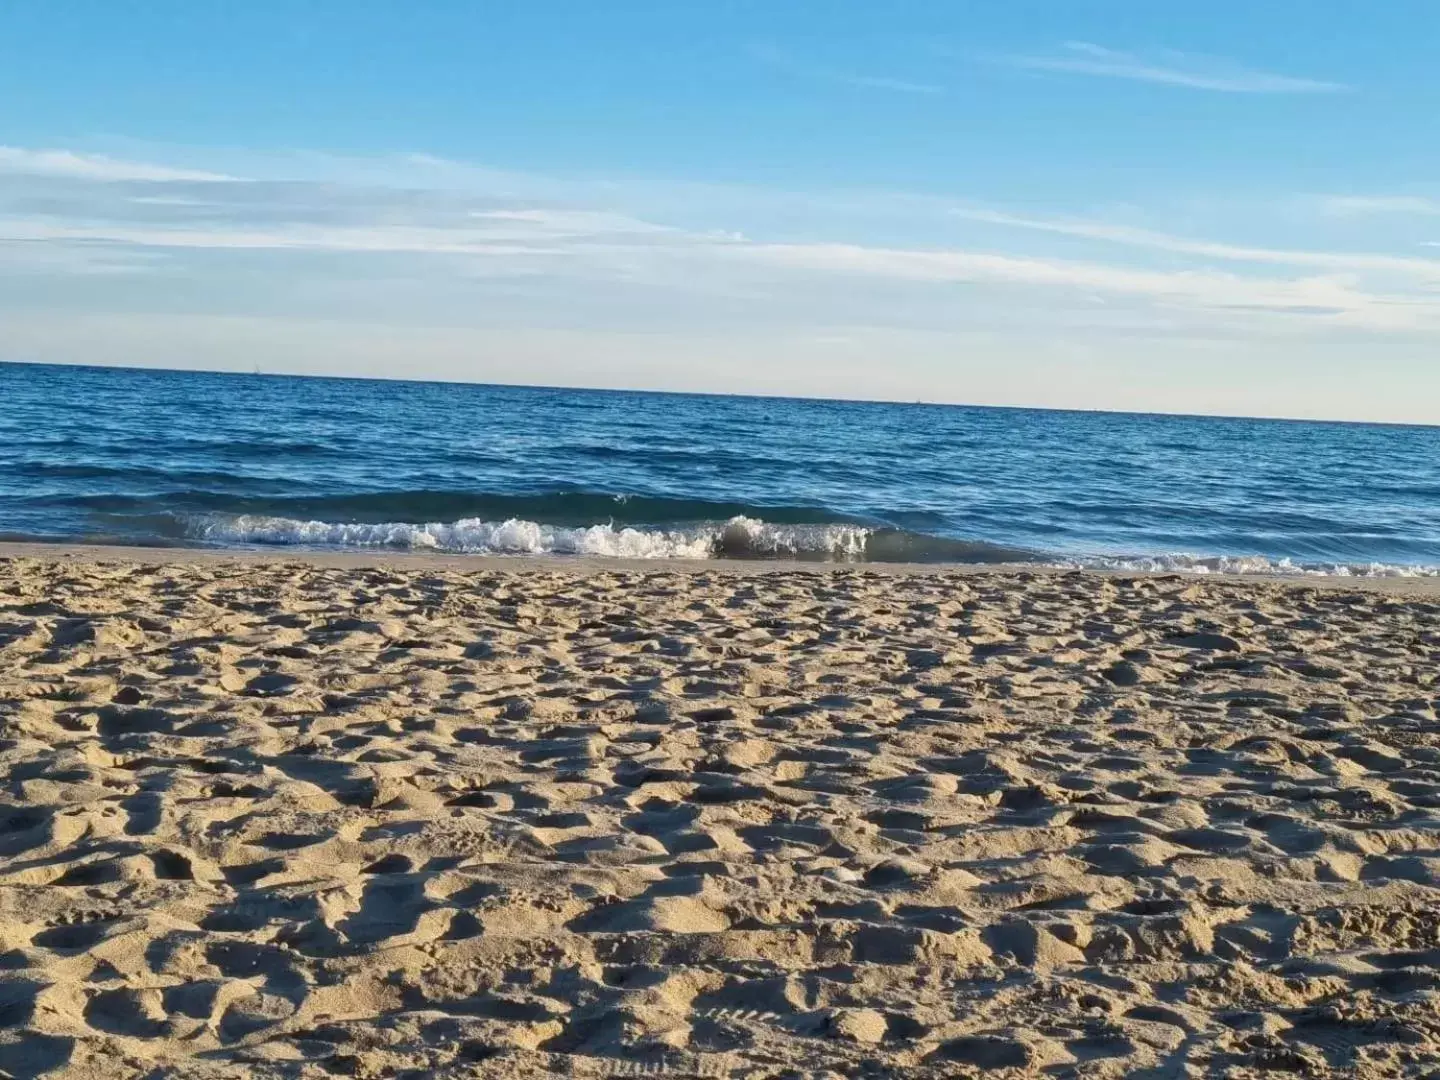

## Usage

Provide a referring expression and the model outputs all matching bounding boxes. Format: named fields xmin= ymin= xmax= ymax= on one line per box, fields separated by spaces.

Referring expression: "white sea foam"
xmin=183 ymin=513 xmax=1439 ymax=575
xmin=186 ymin=514 xmax=873 ymax=560
xmin=1070 ymin=551 xmax=1440 ymax=578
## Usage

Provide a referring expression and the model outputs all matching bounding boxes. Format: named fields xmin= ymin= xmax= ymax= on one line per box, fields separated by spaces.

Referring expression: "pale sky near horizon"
xmin=2 ymin=1 xmax=1439 ymax=423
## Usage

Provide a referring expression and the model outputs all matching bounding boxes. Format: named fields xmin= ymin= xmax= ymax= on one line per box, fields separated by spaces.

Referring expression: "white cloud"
xmin=0 ymin=146 xmax=235 ymax=183
xmin=736 ymin=241 xmax=1426 ymax=329
xmin=0 ymin=186 xmax=689 ymax=255
xmin=0 ymin=218 xmax=584 ymax=258
xmin=1 ymin=142 xmax=1438 ymax=361
xmin=467 ymin=209 xmax=675 ymax=237
xmin=952 ymin=207 xmax=1440 ymax=280
xmin=5 ymin=199 xmax=1428 ymax=331
xmin=1004 ymin=42 xmax=1345 ymax=94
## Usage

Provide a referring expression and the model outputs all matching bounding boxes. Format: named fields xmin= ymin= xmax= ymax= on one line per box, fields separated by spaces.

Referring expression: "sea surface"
xmin=2 ymin=362 xmax=1437 ymax=575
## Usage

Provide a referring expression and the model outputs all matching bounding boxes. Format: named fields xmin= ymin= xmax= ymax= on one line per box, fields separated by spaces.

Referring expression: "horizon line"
xmin=0 ymin=356 xmax=1433 ymax=431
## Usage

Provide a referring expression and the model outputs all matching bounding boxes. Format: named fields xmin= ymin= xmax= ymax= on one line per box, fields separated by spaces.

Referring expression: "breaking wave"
xmin=182 ymin=513 xmax=1037 ymax=563
xmin=170 ymin=513 xmax=1440 ymax=573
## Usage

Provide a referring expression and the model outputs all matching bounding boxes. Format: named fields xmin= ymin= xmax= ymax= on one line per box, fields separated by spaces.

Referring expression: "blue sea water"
xmin=1 ymin=362 xmax=1437 ymax=575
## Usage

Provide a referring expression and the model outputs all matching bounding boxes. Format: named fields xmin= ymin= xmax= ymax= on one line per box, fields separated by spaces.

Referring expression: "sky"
xmin=2 ymin=0 xmax=1439 ymax=422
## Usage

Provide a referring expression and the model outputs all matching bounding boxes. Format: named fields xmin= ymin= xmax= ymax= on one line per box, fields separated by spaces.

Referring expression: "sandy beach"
xmin=1 ymin=547 xmax=1438 ymax=1078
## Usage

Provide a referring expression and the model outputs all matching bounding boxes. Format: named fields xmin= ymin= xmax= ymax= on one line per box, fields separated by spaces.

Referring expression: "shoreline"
xmin=3 ymin=538 xmax=1439 ymax=595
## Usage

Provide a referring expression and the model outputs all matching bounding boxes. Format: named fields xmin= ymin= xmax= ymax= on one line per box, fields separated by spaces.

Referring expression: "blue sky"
xmin=2 ymin=1 xmax=1439 ymax=421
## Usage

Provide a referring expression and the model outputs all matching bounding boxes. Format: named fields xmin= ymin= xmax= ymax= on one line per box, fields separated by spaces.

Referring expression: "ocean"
xmin=2 ymin=361 xmax=1437 ymax=576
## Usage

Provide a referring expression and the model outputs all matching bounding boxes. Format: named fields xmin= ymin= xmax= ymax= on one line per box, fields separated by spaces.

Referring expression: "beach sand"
xmin=1 ymin=547 xmax=1438 ymax=1078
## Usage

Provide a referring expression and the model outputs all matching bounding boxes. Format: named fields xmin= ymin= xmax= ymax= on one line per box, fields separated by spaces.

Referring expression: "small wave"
xmin=11 ymin=462 xmax=291 ymax=489
xmin=184 ymin=514 xmax=877 ymax=561
xmin=171 ymin=513 xmax=1440 ymax=575
xmin=60 ymin=489 xmax=859 ymax=528
xmin=1071 ymin=551 xmax=1440 ymax=578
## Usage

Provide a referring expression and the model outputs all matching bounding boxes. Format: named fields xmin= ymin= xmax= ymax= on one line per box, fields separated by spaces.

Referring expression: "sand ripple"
xmin=0 ymin=557 xmax=1438 ymax=1077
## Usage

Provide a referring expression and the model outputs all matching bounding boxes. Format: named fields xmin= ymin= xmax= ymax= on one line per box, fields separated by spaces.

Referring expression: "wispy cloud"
xmin=1320 ymin=194 xmax=1440 ymax=217
xmin=749 ymin=44 xmax=941 ymax=95
xmin=952 ymin=207 xmax=1440 ymax=280
xmin=736 ymin=242 xmax=1420 ymax=329
xmin=468 ymin=209 xmax=676 ymax=237
xmin=1003 ymin=42 xmax=1345 ymax=94
xmin=0 ymin=146 xmax=235 ymax=182
xmin=1 ymin=142 xmax=1437 ymax=344
xmin=0 ymin=219 xmax=567 ymax=257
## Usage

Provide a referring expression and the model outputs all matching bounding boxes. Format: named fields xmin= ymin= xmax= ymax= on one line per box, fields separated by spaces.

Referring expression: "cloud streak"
xmin=736 ymin=242 xmax=1420 ymax=329
xmin=951 ymin=207 xmax=1440 ymax=280
xmin=749 ymin=44 xmax=941 ymax=95
xmin=1004 ymin=42 xmax=1345 ymax=94
xmin=0 ymin=146 xmax=235 ymax=183
xmin=1 ymin=142 xmax=1437 ymax=349
xmin=1320 ymin=195 xmax=1440 ymax=217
